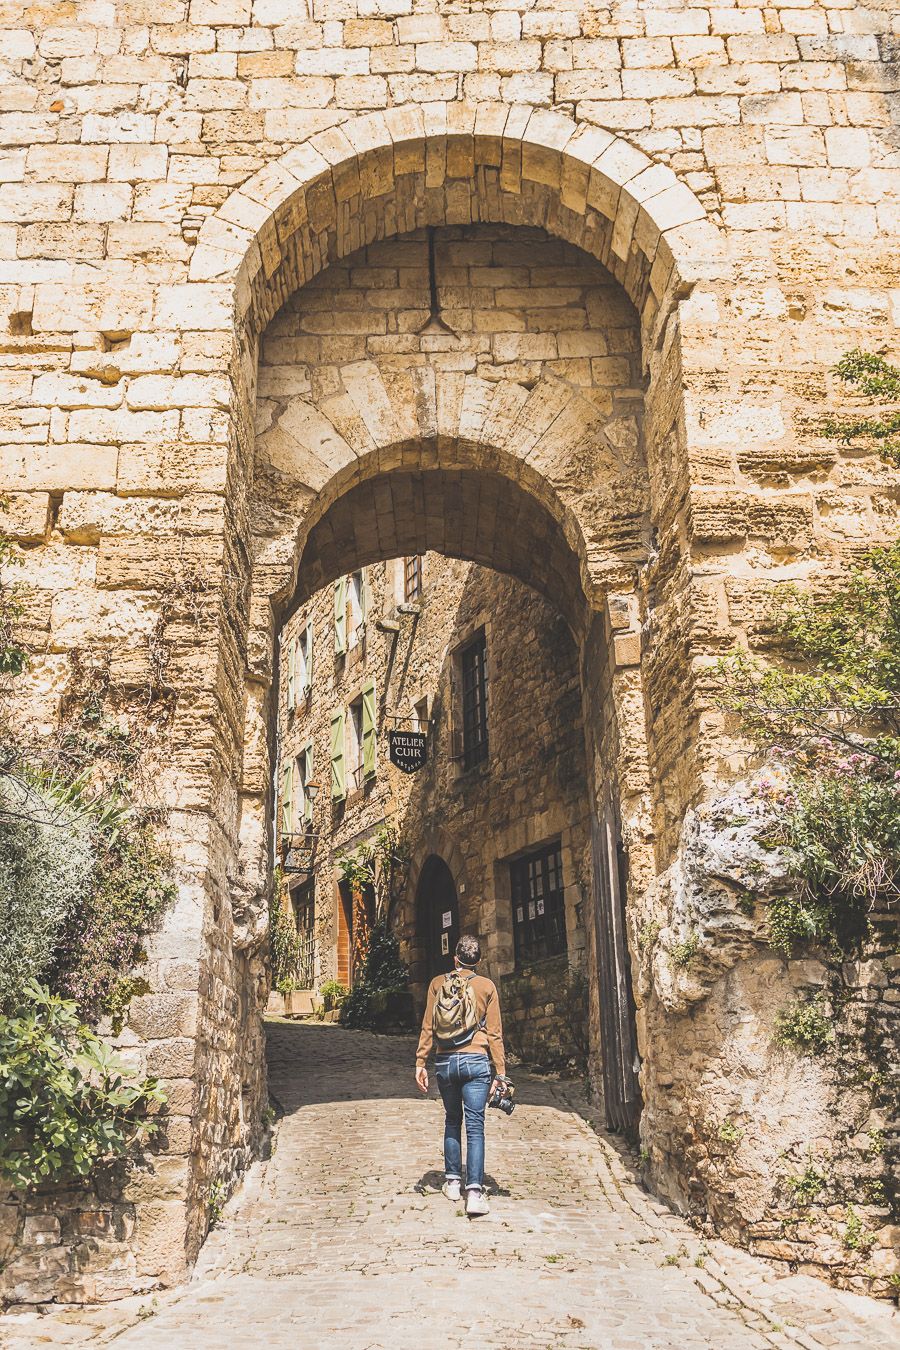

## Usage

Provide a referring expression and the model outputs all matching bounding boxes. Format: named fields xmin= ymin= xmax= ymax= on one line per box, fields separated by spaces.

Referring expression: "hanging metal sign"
xmin=388 ymin=729 xmax=428 ymax=773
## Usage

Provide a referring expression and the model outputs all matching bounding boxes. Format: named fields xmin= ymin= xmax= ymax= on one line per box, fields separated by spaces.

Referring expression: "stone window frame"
xmin=491 ymin=812 xmax=581 ymax=978
xmin=509 ymin=839 xmax=568 ymax=967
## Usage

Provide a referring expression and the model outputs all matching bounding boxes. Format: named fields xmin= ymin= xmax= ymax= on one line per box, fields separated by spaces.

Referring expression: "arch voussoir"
xmin=192 ymin=102 xmax=726 ymax=348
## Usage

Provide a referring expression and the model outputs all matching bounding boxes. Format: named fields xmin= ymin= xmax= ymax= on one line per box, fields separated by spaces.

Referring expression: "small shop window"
xmin=291 ymin=880 xmax=315 ymax=989
xmin=510 ymin=842 xmax=567 ymax=964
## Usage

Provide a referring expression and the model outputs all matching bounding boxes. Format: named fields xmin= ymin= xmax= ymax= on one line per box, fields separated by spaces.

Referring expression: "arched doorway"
xmin=416 ymin=855 xmax=460 ymax=981
xmin=138 ymin=106 xmax=722 ymax=1277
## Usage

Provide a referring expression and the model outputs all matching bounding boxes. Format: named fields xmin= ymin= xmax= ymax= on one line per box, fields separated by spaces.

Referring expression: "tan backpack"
xmin=432 ymin=970 xmax=485 ymax=1050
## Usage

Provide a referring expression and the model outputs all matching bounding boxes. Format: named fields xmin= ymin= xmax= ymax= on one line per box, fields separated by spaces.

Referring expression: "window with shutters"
xmin=362 ymin=680 xmax=376 ymax=780
xmin=347 ymin=679 xmax=376 ymax=792
xmin=460 ymin=630 xmax=488 ymax=771
xmin=297 ymin=741 xmax=314 ymax=824
xmin=280 ymin=762 xmax=293 ymax=834
xmin=404 ymin=555 xmax=422 ymax=603
xmin=286 ymin=635 xmax=297 ymax=711
xmin=348 ymin=570 xmax=366 ymax=649
xmin=510 ymin=841 xmax=567 ymax=965
xmin=334 ymin=577 xmax=347 ymax=656
xmin=290 ymin=880 xmax=315 ymax=989
xmin=348 ymin=695 xmax=364 ymax=792
xmin=297 ymin=621 xmax=313 ymax=699
xmin=330 ymin=708 xmax=346 ymax=801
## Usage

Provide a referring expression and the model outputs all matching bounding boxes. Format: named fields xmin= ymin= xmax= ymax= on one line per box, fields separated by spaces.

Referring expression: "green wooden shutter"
xmin=304 ymin=622 xmax=313 ymax=694
xmin=362 ymin=678 xmax=376 ymax=779
xmin=303 ymin=742 xmax=314 ymax=821
xmin=330 ymin=708 xmax=345 ymax=800
xmin=286 ymin=636 xmax=296 ymax=710
xmin=334 ymin=577 xmax=347 ymax=654
xmin=281 ymin=762 xmax=292 ymax=833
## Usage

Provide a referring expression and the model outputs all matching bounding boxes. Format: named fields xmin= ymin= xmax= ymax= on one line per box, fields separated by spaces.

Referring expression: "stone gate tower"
xmin=1 ymin=0 xmax=898 ymax=1304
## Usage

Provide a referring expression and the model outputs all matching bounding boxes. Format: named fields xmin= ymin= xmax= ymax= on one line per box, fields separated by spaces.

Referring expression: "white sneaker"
xmin=465 ymin=1187 xmax=490 ymax=1217
xmin=442 ymin=1179 xmax=461 ymax=1202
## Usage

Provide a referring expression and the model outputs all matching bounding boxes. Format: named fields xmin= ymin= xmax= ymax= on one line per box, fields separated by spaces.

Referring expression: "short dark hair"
xmin=456 ymin=935 xmax=481 ymax=967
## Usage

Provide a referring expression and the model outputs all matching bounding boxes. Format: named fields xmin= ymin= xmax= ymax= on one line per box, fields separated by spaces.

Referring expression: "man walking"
xmin=415 ymin=934 xmax=506 ymax=1217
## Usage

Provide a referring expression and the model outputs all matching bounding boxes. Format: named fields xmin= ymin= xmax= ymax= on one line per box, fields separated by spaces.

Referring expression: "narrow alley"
xmin=5 ymin=1021 xmax=894 ymax=1350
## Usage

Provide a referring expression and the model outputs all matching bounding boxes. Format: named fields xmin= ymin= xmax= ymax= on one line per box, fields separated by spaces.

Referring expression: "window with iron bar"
xmin=460 ymin=630 xmax=488 ymax=772
xmin=510 ymin=841 xmax=567 ymax=965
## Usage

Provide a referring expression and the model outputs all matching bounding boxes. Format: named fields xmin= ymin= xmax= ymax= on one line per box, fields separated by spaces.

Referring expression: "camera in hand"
xmin=488 ymin=1077 xmax=516 ymax=1116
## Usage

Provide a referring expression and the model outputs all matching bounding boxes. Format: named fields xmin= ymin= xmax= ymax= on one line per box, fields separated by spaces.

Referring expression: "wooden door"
xmin=591 ymin=796 xmax=641 ymax=1136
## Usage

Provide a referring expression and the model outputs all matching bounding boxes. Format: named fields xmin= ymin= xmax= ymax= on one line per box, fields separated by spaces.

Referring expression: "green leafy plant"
xmin=719 ymin=539 xmax=900 ymax=953
xmin=774 ymin=996 xmax=834 ymax=1055
xmin=784 ymin=1159 xmax=828 ymax=1206
xmin=0 ymin=773 xmax=95 ymax=1010
xmin=268 ymin=877 xmax=300 ymax=994
xmin=320 ymin=979 xmax=348 ymax=1011
xmin=336 ymin=824 xmax=410 ymax=927
xmin=822 ymin=349 xmax=900 ymax=468
xmin=340 ymin=920 xmax=410 ymax=1030
xmin=842 ymin=1204 xmax=875 ymax=1253
xmin=0 ymin=981 xmax=165 ymax=1190
xmin=0 ymin=507 xmax=28 ymax=678
xmin=717 ymin=1117 xmax=744 ymax=1147
xmin=207 ymin=1179 xmax=227 ymax=1228
xmin=637 ymin=919 xmax=660 ymax=954
xmin=670 ymin=932 xmax=701 ymax=968
xmin=51 ymin=822 xmax=176 ymax=1024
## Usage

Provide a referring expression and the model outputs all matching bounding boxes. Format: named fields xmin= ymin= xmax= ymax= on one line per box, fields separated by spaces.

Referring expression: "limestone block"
xmin=132 ymin=1200 xmax=190 ymax=1280
xmin=0 ymin=445 xmax=118 ymax=492
xmin=73 ymin=184 xmax=134 ymax=224
xmin=67 ymin=407 xmax=180 ymax=444
xmin=50 ymin=589 xmax=159 ymax=650
xmin=128 ymin=993 xmax=200 ymax=1040
xmin=154 ymin=283 xmax=234 ymax=331
xmin=32 ymin=284 xmax=153 ymax=336
xmin=95 ymin=534 xmax=223 ymax=591
xmin=824 ymin=127 xmax=872 ymax=169
xmin=688 ymin=489 xmax=749 ymax=543
xmin=0 ymin=184 xmax=73 ymax=222
xmin=0 ymin=492 xmax=49 ymax=542
xmin=26 ymin=146 xmax=108 ymax=182
xmin=416 ymin=42 xmax=476 ymax=72
xmin=107 ymin=144 xmax=169 ymax=182
xmin=32 ymin=372 xmax=124 ymax=410
xmin=125 ymin=374 xmax=231 ymax=410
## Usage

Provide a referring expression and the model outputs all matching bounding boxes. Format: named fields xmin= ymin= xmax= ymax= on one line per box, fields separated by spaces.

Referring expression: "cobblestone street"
xmin=4 ymin=1021 xmax=896 ymax=1350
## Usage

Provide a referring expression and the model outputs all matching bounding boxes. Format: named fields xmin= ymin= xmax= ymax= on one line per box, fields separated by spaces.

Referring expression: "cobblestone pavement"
xmin=4 ymin=1021 xmax=897 ymax=1350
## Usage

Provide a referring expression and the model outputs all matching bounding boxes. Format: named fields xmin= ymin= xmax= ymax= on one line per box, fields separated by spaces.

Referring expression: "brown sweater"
xmin=416 ymin=971 xmax=506 ymax=1077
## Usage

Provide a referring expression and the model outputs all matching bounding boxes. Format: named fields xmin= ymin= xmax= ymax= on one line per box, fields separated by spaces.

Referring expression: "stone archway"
xmin=239 ymin=210 xmax=664 ymax=1149
xmin=2 ymin=107 xmax=737 ymax=1296
xmin=206 ymin=114 xmax=726 ymax=1231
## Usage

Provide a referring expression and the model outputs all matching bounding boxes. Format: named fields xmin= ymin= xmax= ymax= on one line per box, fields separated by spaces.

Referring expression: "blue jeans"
xmin=435 ymin=1052 xmax=492 ymax=1190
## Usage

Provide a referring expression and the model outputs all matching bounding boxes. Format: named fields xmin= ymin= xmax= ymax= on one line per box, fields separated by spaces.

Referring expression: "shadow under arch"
xmin=280 ymin=464 xmax=599 ymax=641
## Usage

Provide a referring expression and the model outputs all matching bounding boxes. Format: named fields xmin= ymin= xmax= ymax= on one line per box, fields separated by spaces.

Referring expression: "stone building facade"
xmin=1 ymin=0 xmax=898 ymax=1307
xmin=271 ymin=549 xmax=592 ymax=1068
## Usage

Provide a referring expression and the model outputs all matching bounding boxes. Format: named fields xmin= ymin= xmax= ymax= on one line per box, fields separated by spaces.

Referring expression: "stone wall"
xmin=1 ymin=0 xmax=898 ymax=1307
